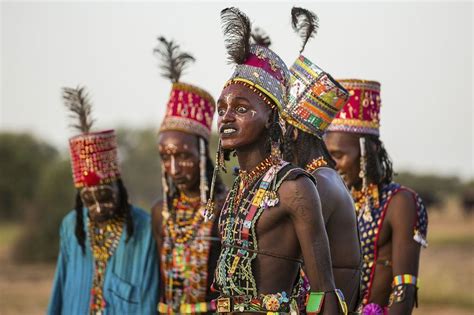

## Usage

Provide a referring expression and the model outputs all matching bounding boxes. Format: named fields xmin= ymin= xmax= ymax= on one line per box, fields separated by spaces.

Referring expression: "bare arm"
xmin=280 ymin=176 xmax=338 ymax=314
xmin=387 ymin=191 xmax=421 ymax=315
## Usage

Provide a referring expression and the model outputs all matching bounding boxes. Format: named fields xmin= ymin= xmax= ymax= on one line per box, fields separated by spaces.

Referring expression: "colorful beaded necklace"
xmin=305 ymin=157 xmax=328 ymax=173
xmin=161 ymin=192 xmax=214 ymax=311
xmin=88 ymin=216 xmax=124 ymax=315
xmin=215 ymin=158 xmax=286 ymax=297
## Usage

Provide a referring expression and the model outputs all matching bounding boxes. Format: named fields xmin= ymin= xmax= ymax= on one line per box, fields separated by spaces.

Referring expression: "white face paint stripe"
xmin=251 ymin=110 xmax=257 ymax=117
xmin=170 ymin=155 xmax=177 ymax=175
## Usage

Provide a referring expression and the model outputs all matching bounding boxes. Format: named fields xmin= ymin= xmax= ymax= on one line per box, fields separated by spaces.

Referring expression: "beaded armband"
xmin=389 ymin=274 xmax=418 ymax=307
xmin=306 ymin=289 xmax=348 ymax=315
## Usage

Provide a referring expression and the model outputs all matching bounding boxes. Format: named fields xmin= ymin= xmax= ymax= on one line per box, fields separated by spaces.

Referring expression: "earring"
xmin=203 ymin=139 xmax=223 ymax=221
xmin=199 ymin=138 xmax=208 ymax=207
xmin=161 ymin=163 xmax=170 ymax=221
xmin=359 ymin=137 xmax=372 ymax=222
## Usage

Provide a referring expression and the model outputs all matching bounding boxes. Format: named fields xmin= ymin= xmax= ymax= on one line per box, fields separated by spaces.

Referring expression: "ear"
xmin=292 ymin=127 xmax=299 ymax=141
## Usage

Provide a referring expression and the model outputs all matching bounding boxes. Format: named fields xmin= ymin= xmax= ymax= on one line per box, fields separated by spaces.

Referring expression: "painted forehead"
xmin=219 ymin=84 xmax=262 ymax=106
xmin=158 ymin=131 xmax=198 ymax=153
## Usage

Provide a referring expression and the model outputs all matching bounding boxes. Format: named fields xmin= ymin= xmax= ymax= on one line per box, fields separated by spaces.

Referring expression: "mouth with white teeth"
xmin=220 ymin=126 xmax=238 ymax=137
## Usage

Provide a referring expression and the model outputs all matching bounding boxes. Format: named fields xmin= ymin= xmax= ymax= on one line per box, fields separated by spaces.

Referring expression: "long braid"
xmin=74 ymin=191 xmax=86 ymax=254
xmin=282 ymin=124 xmax=336 ymax=169
xmin=364 ymin=135 xmax=394 ymax=187
xmin=117 ymin=179 xmax=134 ymax=241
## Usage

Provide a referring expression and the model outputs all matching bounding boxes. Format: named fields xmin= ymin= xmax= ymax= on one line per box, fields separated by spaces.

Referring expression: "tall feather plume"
xmin=62 ymin=86 xmax=95 ymax=133
xmin=291 ymin=7 xmax=319 ymax=53
xmin=220 ymin=7 xmax=251 ymax=64
xmin=251 ymin=27 xmax=271 ymax=48
xmin=153 ymin=37 xmax=195 ymax=83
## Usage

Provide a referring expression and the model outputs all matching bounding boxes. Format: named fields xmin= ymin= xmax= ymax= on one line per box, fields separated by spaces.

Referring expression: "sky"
xmin=1 ymin=1 xmax=473 ymax=179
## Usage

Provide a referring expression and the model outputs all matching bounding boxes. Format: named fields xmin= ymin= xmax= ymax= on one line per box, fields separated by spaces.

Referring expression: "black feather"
xmin=251 ymin=27 xmax=271 ymax=48
xmin=291 ymin=7 xmax=319 ymax=53
xmin=153 ymin=36 xmax=195 ymax=83
xmin=220 ymin=7 xmax=251 ymax=64
xmin=62 ymin=86 xmax=95 ymax=133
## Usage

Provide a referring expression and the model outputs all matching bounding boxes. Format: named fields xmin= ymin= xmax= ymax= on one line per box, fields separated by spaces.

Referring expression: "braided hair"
xmin=74 ymin=179 xmax=134 ymax=254
xmin=283 ymin=125 xmax=336 ymax=169
xmin=363 ymin=134 xmax=394 ymax=187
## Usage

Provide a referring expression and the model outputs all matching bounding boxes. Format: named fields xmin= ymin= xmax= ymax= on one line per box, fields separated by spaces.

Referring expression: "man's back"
xmin=313 ymin=167 xmax=361 ymax=310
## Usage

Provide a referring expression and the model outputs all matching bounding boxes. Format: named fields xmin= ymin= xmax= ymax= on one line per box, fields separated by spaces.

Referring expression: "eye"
xmin=161 ymin=154 xmax=171 ymax=161
xmin=217 ymin=107 xmax=226 ymax=116
xmin=236 ymin=106 xmax=248 ymax=114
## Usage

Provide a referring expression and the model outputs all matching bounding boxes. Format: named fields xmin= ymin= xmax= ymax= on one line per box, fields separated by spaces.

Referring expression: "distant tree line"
xmin=0 ymin=130 xmax=471 ymax=262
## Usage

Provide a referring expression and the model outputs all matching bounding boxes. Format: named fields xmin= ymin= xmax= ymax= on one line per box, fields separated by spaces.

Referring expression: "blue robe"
xmin=47 ymin=206 xmax=159 ymax=315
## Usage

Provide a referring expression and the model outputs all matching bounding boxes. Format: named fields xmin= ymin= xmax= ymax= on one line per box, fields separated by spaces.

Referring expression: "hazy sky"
xmin=1 ymin=1 xmax=473 ymax=179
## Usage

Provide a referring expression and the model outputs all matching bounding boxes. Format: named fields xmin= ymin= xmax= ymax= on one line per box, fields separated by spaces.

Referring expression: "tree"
xmin=0 ymin=132 xmax=58 ymax=220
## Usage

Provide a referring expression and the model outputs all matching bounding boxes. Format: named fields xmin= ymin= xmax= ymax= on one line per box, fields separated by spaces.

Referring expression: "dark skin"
xmin=217 ymin=84 xmax=339 ymax=314
xmin=151 ymin=130 xmax=224 ymax=303
xmin=289 ymin=128 xmax=361 ymax=311
xmin=325 ymin=131 xmax=421 ymax=314
xmin=80 ymin=182 xmax=119 ymax=224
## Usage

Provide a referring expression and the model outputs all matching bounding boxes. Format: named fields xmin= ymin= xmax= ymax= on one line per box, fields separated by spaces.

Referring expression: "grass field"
xmin=0 ymin=199 xmax=473 ymax=314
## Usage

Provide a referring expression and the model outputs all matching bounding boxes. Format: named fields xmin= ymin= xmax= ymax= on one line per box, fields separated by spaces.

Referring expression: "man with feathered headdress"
xmin=151 ymin=37 xmax=227 ymax=314
xmin=280 ymin=7 xmax=361 ymax=313
xmin=206 ymin=7 xmax=341 ymax=314
xmin=47 ymin=87 xmax=159 ymax=315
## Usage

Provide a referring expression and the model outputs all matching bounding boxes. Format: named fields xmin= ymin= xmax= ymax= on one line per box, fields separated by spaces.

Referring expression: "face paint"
xmin=80 ymin=184 xmax=119 ymax=221
xmin=251 ymin=110 xmax=257 ymax=117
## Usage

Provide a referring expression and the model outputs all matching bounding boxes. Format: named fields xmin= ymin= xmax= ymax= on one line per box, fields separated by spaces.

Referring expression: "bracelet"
xmin=392 ymin=274 xmax=418 ymax=287
xmin=306 ymin=289 xmax=348 ymax=315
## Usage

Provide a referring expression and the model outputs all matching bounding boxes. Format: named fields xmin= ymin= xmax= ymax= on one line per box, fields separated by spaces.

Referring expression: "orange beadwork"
xmin=305 ymin=157 xmax=328 ymax=173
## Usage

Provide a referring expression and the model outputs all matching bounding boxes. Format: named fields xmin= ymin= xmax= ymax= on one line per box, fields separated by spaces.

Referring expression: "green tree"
xmin=14 ymin=158 xmax=75 ymax=262
xmin=0 ymin=132 xmax=57 ymax=220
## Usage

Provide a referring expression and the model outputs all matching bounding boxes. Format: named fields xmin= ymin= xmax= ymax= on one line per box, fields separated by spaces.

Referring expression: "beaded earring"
xmin=199 ymin=138 xmax=208 ymax=207
xmin=204 ymin=139 xmax=224 ymax=221
xmin=161 ymin=162 xmax=170 ymax=221
xmin=359 ymin=137 xmax=373 ymax=222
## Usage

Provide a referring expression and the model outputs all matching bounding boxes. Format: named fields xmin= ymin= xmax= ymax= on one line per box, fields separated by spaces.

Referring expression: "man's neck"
xmin=299 ymin=145 xmax=326 ymax=168
xmin=235 ymin=139 xmax=269 ymax=171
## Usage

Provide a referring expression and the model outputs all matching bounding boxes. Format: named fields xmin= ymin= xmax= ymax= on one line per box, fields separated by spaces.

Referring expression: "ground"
xmin=0 ymin=199 xmax=472 ymax=314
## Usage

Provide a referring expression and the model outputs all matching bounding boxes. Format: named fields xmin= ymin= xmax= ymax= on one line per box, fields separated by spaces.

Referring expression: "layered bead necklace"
xmin=162 ymin=191 xmax=214 ymax=310
xmin=88 ymin=216 xmax=124 ymax=315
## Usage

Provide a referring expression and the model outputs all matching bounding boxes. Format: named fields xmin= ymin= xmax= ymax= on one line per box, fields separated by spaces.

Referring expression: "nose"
xmin=170 ymin=155 xmax=181 ymax=176
xmin=220 ymin=107 xmax=235 ymax=124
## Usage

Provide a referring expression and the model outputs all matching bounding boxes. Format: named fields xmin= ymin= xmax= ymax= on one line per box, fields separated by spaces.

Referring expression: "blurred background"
xmin=1 ymin=1 xmax=473 ymax=314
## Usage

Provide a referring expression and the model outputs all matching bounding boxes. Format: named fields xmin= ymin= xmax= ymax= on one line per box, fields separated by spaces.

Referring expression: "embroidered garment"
xmin=357 ymin=182 xmax=428 ymax=306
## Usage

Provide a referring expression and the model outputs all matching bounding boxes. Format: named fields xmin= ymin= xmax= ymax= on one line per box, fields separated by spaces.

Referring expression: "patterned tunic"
xmin=358 ymin=182 xmax=428 ymax=306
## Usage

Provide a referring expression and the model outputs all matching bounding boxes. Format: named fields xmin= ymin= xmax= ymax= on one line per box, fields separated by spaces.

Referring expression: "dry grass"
xmin=0 ymin=199 xmax=473 ymax=314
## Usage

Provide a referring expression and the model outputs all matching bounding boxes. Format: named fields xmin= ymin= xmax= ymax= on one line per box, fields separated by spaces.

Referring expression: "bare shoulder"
xmin=151 ymin=198 xmax=164 ymax=233
xmin=313 ymin=167 xmax=354 ymax=222
xmin=387 ymin=189 xmax=418 ymax=226
xmin=278 ymin=174 xmax=320 ymax=219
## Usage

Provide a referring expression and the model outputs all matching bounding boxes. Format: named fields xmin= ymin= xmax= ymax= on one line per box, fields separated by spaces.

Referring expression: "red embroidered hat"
xmin=69 ymin=130 xmax=120 ymax=188
xmin=63 ymin=86 xmax=121 ymax=188
xmin=327 ymin=79 xmax=382 ymax=136
xmin=154 ymin=37 xmax=215 ymax=140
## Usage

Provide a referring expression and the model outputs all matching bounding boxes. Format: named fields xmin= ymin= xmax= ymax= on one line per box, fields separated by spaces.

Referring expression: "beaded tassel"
xmin=204 ymin=139 xmax=223 ymax=221
xmin=359 ymin=137 xmax=373 ymax=222
xmin=199 ymin=138 xmax=208 ymax=207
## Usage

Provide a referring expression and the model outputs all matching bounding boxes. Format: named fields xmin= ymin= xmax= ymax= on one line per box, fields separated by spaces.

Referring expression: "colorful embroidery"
xmin=356 ymin=182 xmax=428 ymax=306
